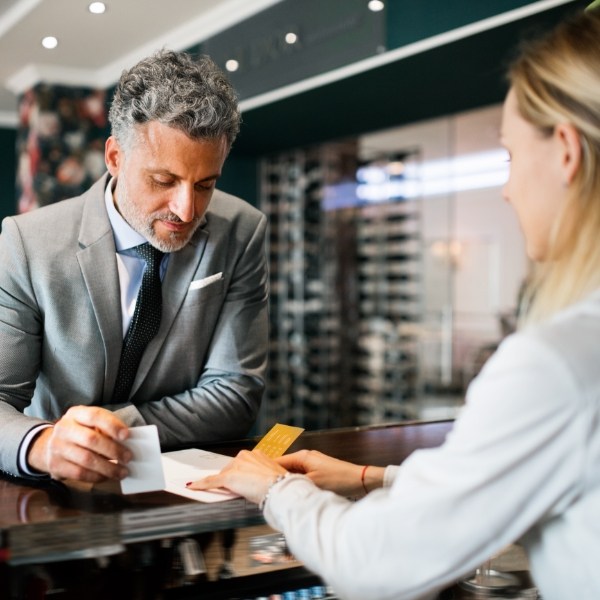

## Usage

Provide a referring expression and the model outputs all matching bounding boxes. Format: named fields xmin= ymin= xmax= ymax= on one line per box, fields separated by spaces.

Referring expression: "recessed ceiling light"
xmin=368 ymin=0 xmax=384 ymax=11
xmin=88 ymin=2 xmax=106 ymax=14
xmin=225 ymin=59 xmax=239 ymax=72
xmin=285 ymin=32 xmax=298 ymax=44
xmin=41 ymin=36 xmax=58 ymax=49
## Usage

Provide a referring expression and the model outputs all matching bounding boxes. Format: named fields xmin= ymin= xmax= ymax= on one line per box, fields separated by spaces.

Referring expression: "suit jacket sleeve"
xmin=0 ymin=217 xmax=49 ymax=476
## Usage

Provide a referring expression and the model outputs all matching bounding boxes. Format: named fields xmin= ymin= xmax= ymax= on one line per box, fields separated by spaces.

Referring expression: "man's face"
xmin=105 ymin=122 xmax=229 ymax=252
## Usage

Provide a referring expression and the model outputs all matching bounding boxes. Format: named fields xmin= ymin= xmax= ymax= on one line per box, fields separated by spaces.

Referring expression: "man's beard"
xmin=115 ymin=177 xmax=202 ymax=253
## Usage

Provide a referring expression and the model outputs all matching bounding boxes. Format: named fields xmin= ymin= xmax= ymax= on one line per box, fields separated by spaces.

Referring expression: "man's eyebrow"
xmin=199 ymin=173 xmax=221 ymax=181
xmin=147 ymin=168 xmax=221 ymax=181
xmin=146 ymin=168 xmax=175 ymax=176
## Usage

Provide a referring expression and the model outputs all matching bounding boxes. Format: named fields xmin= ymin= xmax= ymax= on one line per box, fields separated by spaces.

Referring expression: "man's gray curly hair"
xmin=108 ymin=49 xmax=240 ymax=149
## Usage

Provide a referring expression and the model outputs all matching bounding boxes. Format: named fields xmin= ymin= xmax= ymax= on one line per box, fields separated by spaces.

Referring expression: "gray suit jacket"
xmin=0 ymin=173 xmax=268 ymax=476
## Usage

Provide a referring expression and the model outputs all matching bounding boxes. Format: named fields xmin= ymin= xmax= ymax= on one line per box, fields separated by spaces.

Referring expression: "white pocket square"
xmin=189 ymin=272 xmax=223 ymax=291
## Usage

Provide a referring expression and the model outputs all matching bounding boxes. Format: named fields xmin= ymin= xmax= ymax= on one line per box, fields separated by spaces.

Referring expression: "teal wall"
xmin=385 ymin=0 xmax=542 ymax=47
xmin=0 ymin=128 xmax=16 ymax=224
xmin=221 ymin=0 xmax=587 ymax=206
xmin=232 ymin=0 xmax=586 ymax=156
xmin=219 ymin=153 xmax=259 ymax=207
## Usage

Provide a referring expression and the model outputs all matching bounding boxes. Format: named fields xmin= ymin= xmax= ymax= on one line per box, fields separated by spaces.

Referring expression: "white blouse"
xmin=264 ymin=290 xmax=600 ymax=600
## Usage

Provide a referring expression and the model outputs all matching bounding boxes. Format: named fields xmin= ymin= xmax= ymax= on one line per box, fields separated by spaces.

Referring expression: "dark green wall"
xmin=386 ymin=0 xmax=542 ymax=47
xmin=219 ymin=153 xmax=259 ymax=207
xmin=0 ymin=128 xmax=16 ymax=224
xmin=231 ymin=0 xmax=587 ymax=156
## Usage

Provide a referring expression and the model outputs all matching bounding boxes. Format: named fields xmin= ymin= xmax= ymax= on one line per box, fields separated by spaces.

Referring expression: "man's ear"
xmin=105 ymin=136 xmax=122 ymax=177
xmin=555 ymin=122 xmax=582 ymax=186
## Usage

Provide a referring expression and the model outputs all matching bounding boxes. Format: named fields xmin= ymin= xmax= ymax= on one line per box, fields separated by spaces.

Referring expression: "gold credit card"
xmin=253 ymin=423 xmax=304 ymax=457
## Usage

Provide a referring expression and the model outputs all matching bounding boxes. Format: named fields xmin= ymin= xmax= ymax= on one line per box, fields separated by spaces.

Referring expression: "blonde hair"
xmin=508 ymin=9 xmax=600 ymax=326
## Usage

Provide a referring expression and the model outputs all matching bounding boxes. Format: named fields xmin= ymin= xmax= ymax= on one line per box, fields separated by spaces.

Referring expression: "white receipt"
xmin=120 ymin=425 xmax=166 ymax=495
xmin=119 ymin=429 xmax=238 ymax=502
xmin=161 ymin=448 xmax=239 ymax=503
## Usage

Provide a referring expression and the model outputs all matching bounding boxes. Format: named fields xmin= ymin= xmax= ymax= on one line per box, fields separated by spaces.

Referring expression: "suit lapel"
xmin=74 ymin=174 xmax=211 ymax=402
xmin=76 ymin=174 xmax=123 ymax=402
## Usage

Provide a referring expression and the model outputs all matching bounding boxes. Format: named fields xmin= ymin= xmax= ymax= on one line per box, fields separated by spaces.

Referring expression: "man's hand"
xmin=27 ymin=406 xmax=132 ymax=482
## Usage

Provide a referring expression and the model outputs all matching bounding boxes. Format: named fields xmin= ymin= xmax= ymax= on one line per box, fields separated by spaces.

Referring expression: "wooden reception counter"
xmin=0 ymin=420 xmax=483 ymax=599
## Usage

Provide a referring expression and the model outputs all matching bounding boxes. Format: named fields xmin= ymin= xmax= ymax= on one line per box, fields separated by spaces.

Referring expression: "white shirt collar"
xmin=104 ymin=177 xmax=147 ymax=252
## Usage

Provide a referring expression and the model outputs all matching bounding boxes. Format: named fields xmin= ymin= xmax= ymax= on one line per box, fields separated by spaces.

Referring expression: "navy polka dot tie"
xmin=112 ymin=242 xmax=165 ymax=403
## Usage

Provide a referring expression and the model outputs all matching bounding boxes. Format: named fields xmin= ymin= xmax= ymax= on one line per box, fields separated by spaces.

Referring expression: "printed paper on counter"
xmin=161 ymin=448 xmax=239 ymax=503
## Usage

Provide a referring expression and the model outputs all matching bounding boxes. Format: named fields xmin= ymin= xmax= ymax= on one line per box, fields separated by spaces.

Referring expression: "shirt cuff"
xmin=383 ymin=465 xmax=399 ymax=487
xmin=18 ymin=423 xmax=53 ymax=477
xmin=262 ymin=474 xmax=316 ymax=530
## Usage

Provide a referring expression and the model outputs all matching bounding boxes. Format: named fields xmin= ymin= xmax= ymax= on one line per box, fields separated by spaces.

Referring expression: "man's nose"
xmin=170 ymin=186 xmax=195 ymax=222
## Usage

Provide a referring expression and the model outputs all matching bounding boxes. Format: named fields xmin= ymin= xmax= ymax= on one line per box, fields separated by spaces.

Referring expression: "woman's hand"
xmin=277 ymin=450 xmax=385 ymax=496
xmin=186 ymin=449 xmax=288 ymax=505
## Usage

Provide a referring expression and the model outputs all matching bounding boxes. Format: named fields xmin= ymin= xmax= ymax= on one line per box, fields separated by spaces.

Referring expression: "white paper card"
xmin=120 ymin=425 xmax=166 ymax=495
xmin=161 ymin=448 xmax=239 ymax=503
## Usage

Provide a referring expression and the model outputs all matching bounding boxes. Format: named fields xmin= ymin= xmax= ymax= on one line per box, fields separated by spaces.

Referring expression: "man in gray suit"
xmin=0 ymin=50 xmax=268 ymax=483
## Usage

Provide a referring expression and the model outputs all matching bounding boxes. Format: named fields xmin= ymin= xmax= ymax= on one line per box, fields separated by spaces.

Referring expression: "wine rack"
xmin=259 ymin=143 xmax=422 ymax=431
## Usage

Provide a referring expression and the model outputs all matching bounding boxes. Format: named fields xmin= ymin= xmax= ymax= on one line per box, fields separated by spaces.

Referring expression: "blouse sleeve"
xmin=383 ymin=465 xmax=399 ymax=487
xmin=263 ymin=332 xmax=587 ymax=600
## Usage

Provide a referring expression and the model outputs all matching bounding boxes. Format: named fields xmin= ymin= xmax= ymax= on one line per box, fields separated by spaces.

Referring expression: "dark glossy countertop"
xmin=0 ymin=420 xmax=454 ymax=565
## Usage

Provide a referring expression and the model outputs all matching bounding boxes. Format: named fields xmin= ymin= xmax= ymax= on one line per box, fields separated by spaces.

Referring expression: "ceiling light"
xmin=285 ymin=32 xmax=298 ymax=44
xmin=88 ymin=2 xmax=106 ymax=14
xmin=368 ymin=0 xmax=384 ymax=11
xmin=41 ymin=36 xmax=58 ymax=49
xmin=225 ymin=59 xmax=239 ymax=72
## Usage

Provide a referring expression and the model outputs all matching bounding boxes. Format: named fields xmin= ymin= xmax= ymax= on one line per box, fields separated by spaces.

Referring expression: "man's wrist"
xmin=20 ymin=424 xmax=53 ymax=476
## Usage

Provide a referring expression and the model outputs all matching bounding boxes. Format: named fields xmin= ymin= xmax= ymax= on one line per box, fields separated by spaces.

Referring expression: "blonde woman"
xmin=189 ymin=9 xmax=600 ymax=599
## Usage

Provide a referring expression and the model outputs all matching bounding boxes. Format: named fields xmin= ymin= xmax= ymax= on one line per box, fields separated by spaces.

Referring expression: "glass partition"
xmin=258 ymin=103 xmax=527 ymax=432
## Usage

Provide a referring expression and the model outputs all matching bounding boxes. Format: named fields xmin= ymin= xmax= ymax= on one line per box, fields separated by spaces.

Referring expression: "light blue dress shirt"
xmin=103 ymin=177 xmax=169 ymax=336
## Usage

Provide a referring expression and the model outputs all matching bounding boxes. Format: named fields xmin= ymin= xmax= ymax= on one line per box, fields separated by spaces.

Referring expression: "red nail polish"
xmin=186 ymin=482 xmax=192 ymax=486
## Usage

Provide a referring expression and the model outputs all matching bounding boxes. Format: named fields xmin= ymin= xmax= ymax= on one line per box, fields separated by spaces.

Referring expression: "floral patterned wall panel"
xmin=16 ymin=84 xmax=110 ymax=213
